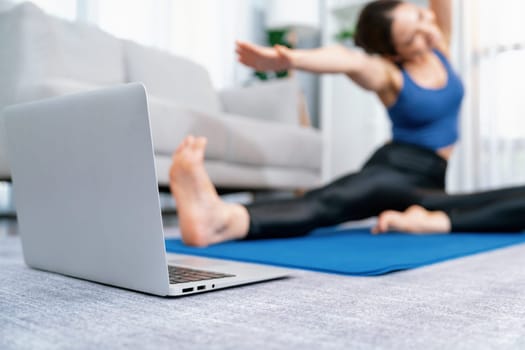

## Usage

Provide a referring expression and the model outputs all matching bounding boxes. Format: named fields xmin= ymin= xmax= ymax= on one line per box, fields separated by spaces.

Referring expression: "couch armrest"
xmin=16 ymin=79 xmax=107 ymax=104
xmin=218 ymin=78 xmax=300 ymax=126
xmin=147 ymin=95 xmax=319 ymax=166
xmin=147 ymin=96 xmax=230 ymax=161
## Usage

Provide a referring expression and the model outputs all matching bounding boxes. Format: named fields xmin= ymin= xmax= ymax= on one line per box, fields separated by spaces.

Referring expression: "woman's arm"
xmin=429 ymin=0 xmax=453 ymax=47
xmin=236 ymin=41 xmax=397 ymax=94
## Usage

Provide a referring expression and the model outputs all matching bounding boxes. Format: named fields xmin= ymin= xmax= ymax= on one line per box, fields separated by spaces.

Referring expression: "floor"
xmin=2 ymin=217 xmax=525 ymax=349
xmin=0 ymin=218 xmax=17 ymax=237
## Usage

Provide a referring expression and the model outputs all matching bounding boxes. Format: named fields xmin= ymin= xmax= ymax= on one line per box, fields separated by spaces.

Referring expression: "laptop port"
xmin=182 ymin=287 xmax=194 ymax=293
xmin=197 ymin=285 xmax=206 ymax=291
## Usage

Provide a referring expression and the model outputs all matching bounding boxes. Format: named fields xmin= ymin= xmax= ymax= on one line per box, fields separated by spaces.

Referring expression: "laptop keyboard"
xmin=168 ymin=265 xmax=235 ymax=284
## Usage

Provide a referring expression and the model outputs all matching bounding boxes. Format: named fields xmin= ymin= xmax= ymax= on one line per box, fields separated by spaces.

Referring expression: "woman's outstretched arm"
xmin=236 ymin=40 xmax=397 ymax=95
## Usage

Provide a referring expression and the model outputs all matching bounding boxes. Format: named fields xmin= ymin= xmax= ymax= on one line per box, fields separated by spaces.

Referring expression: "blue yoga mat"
xmin=164 ymin=227 xmax=525 ymax=276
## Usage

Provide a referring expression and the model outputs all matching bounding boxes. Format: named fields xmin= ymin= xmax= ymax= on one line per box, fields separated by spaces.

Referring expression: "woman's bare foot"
xmin=372 ymin=205 xmax=451 ymax=235
xmin=169 ymin=135 xmax=250 ymax=247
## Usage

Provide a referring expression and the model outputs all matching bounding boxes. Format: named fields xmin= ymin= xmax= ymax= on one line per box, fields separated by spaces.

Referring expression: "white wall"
xmin=320 ymin=0 xmax=394 ymax=182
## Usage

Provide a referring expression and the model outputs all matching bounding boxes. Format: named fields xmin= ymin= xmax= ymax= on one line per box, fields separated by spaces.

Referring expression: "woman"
xmin=169 ymin=0 xmax=525 ymax=247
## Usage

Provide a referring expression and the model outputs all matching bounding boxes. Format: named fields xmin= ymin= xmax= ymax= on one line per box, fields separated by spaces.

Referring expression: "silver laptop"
xmin=2 ymin=83 xmax=289 ymax=296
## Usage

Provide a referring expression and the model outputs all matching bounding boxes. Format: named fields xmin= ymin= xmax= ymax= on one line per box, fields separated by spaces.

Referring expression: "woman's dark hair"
xmin=354 ymin=0 xmax=403 ymax=56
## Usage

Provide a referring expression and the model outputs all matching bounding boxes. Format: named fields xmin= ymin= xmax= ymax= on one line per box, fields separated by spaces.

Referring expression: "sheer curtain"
xmin=89 ymin=0 xmax=256 ymax=89
xmin=477 ymin=0 xmax=525 ymax=189
xmin=448 ymin=0 xmax=525 ymax=192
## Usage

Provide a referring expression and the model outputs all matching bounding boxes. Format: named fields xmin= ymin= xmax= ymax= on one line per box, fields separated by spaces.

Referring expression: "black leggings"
xmin=245 ymin=143 xmax=525 ymax=240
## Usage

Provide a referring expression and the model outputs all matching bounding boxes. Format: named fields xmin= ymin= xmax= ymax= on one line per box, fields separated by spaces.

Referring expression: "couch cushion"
xmin=221 ymin=113 xmax=322 ymax=171
xmin=16 ymin=79 xmax=104 ymax=104
xmin=124 ymin=41 xmax=221 ymax=114
xmin=16 ymin=3 xmax=122 ymax=84
xmin=0 ymin=0 xmax=15 ymax=12
xmin=0 ymin=3 xmax=124 ymax=108
xmin=44 ymin=11 xmax=124 ymax=85
xmin=219 ymin=79 xmax=300 ymax=125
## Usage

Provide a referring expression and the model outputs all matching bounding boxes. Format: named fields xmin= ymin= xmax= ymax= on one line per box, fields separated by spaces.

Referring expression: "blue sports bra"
xmin=387 ymin=49 xmax=464 ymax=150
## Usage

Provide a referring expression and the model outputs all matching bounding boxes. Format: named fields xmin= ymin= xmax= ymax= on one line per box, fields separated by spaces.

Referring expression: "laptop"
xmin=2 ymin=83 xmax=289 ymax=296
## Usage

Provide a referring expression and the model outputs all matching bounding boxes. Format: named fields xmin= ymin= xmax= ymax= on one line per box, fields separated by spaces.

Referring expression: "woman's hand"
xmin=421 ymin=20 xmax=443 ymax=49
xmin=235 ymin=40 xmax=293 ymax=72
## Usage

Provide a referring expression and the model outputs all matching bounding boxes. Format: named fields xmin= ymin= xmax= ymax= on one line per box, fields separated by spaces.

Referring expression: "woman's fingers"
xmin=372 ymin=210 xmax=403 ymax=234
xmin=236 ymin=45 xmax=264 ymax=69
xmin=235 ymin=40 xmax=288 ymax=71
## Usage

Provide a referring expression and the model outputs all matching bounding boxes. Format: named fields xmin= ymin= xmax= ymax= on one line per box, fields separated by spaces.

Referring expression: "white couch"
xmin=0 ymin=2 xmax=323 ymax=190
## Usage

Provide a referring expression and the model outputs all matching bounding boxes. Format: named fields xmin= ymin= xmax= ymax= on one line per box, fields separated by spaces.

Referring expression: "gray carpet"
xmin=2 ymin=226 xmax=525 ymax=350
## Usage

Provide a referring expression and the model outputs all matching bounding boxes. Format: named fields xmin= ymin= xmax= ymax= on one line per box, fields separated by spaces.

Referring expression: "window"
xmin=477 ymin=0 xmax=525 ymax=188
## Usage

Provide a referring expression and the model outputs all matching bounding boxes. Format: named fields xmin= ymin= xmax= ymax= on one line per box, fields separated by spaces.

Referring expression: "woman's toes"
xmin=373 ymin=210 xmax=396 ymax=234
xmin=192 ymin=137 xmax=207 ymax=153
xmin=185 ymin=135 xmax=195 ymax=148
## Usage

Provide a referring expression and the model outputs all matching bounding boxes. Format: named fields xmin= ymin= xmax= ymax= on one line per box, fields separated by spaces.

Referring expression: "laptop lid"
xmin=3 ymin=83 xmax=170 ymax=296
